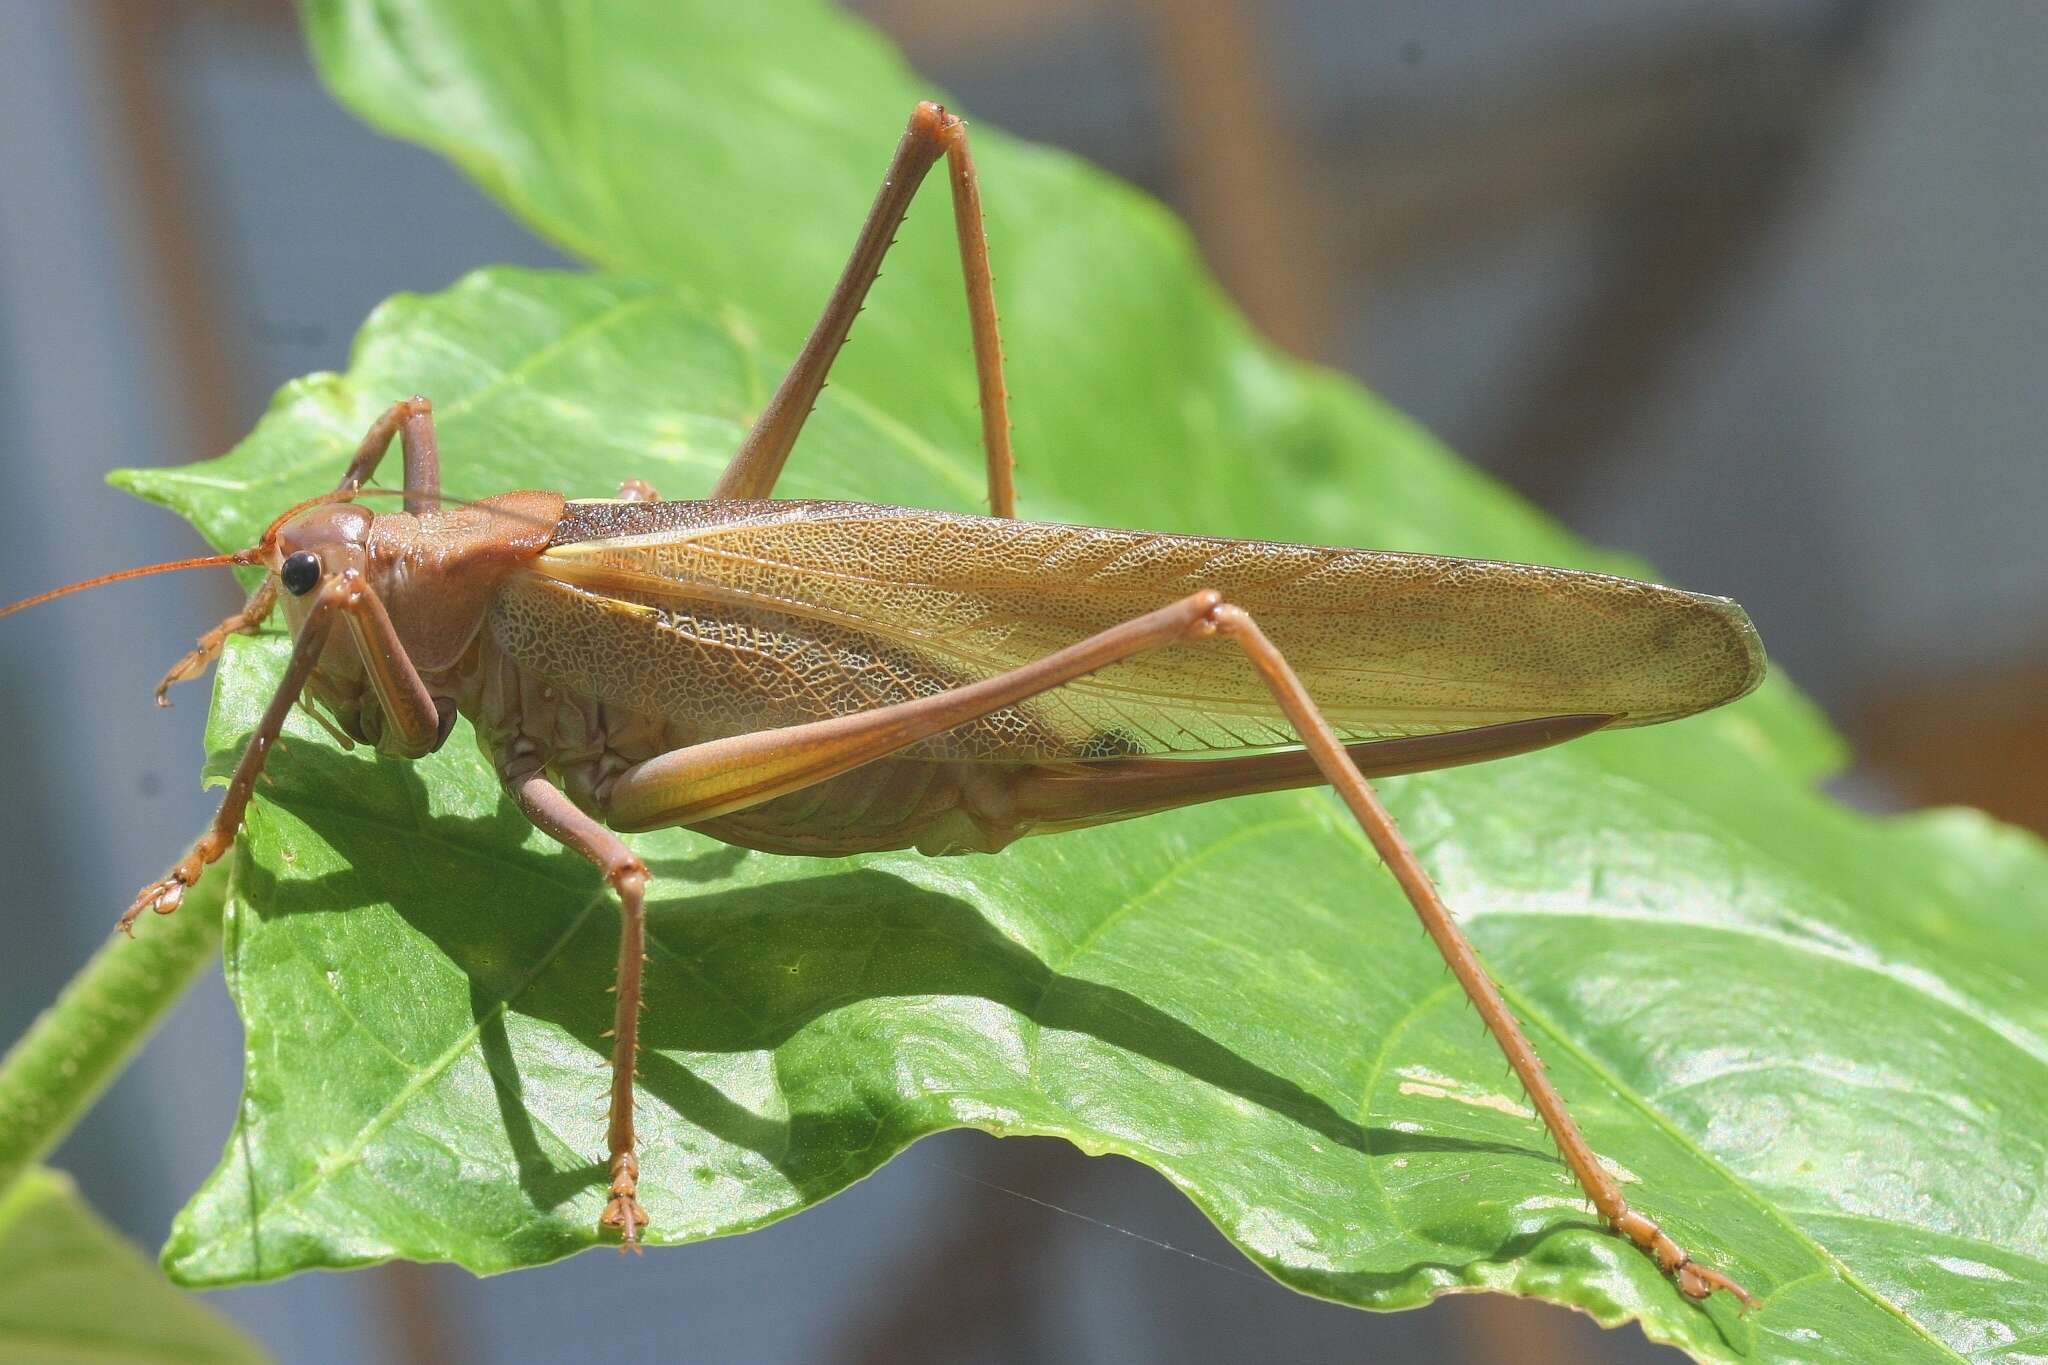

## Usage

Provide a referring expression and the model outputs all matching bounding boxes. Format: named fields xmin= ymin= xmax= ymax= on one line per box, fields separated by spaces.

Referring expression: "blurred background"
xmin=1 ymin=1 xmax=2042 ymax=1361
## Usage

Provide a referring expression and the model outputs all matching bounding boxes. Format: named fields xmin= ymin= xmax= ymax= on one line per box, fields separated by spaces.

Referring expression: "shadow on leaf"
xmin=237 ymin=744 xmax=1559 ymax=1241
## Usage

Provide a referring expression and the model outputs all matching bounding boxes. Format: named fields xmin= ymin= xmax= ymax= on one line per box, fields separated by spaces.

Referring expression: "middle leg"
xmin=505 ymin=769 xmax=652 ymax=1248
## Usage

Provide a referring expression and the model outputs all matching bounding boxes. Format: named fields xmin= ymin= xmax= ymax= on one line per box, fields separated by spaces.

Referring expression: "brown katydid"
xmin=5 ymin=102 xmax=1763 ymax=1307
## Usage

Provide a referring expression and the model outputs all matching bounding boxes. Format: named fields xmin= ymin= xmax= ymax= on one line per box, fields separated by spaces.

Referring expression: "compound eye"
xmin=280 ymin=551 xmax=321 ymax=597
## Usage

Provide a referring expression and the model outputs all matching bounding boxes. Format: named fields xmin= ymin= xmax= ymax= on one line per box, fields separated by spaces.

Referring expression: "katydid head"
xmin=263 ymin=488 xmax=567 ymax=753
xmin=2 ymin=485 xmax=564 ymax=739
xmin=269 ymin=500 xmax=375 ymax=597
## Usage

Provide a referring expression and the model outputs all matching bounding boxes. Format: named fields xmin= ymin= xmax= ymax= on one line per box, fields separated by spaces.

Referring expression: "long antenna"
xmin=2 ymin=481 xmax=570 ymax=625
xmin=0 ymin=552 xmax=248 ymax=621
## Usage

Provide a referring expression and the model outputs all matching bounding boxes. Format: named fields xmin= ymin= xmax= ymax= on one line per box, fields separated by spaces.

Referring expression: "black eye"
xmin=280 ymin=551 xmax=321 ymax=597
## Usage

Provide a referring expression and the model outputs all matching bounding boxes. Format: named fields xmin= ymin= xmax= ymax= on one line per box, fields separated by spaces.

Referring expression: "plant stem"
xmin=0 ymin=866 xmax=226 ymax=1195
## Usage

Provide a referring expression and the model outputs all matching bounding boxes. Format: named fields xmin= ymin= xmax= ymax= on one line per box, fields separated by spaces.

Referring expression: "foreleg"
xmin=123 ymin=566 xmax=447 ymax=931
xmin=333 ymin=395 xmax=441 ymax=513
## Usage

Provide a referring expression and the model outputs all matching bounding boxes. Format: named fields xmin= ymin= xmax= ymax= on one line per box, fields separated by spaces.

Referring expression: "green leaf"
xmin=104 ymin=3 xmax=2045 ymax=1361
xmin=0 ymin=1168 xmax=270 ymax=1363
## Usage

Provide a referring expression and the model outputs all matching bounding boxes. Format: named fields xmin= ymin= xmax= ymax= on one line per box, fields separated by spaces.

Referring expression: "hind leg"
xmin=589 ymin=592 xmax=1753 ymax=1306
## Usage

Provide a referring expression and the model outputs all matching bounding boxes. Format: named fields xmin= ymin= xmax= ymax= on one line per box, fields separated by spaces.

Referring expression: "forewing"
xmin=529 ymin=500 xmax=1763 ymax=761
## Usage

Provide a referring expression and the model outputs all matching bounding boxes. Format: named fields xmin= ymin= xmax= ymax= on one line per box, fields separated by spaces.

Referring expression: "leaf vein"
xmin=182 ymin=886 xmax=610 ymax=1265
xmin=1497 ymin=980 xmax=1971 ymax=1359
